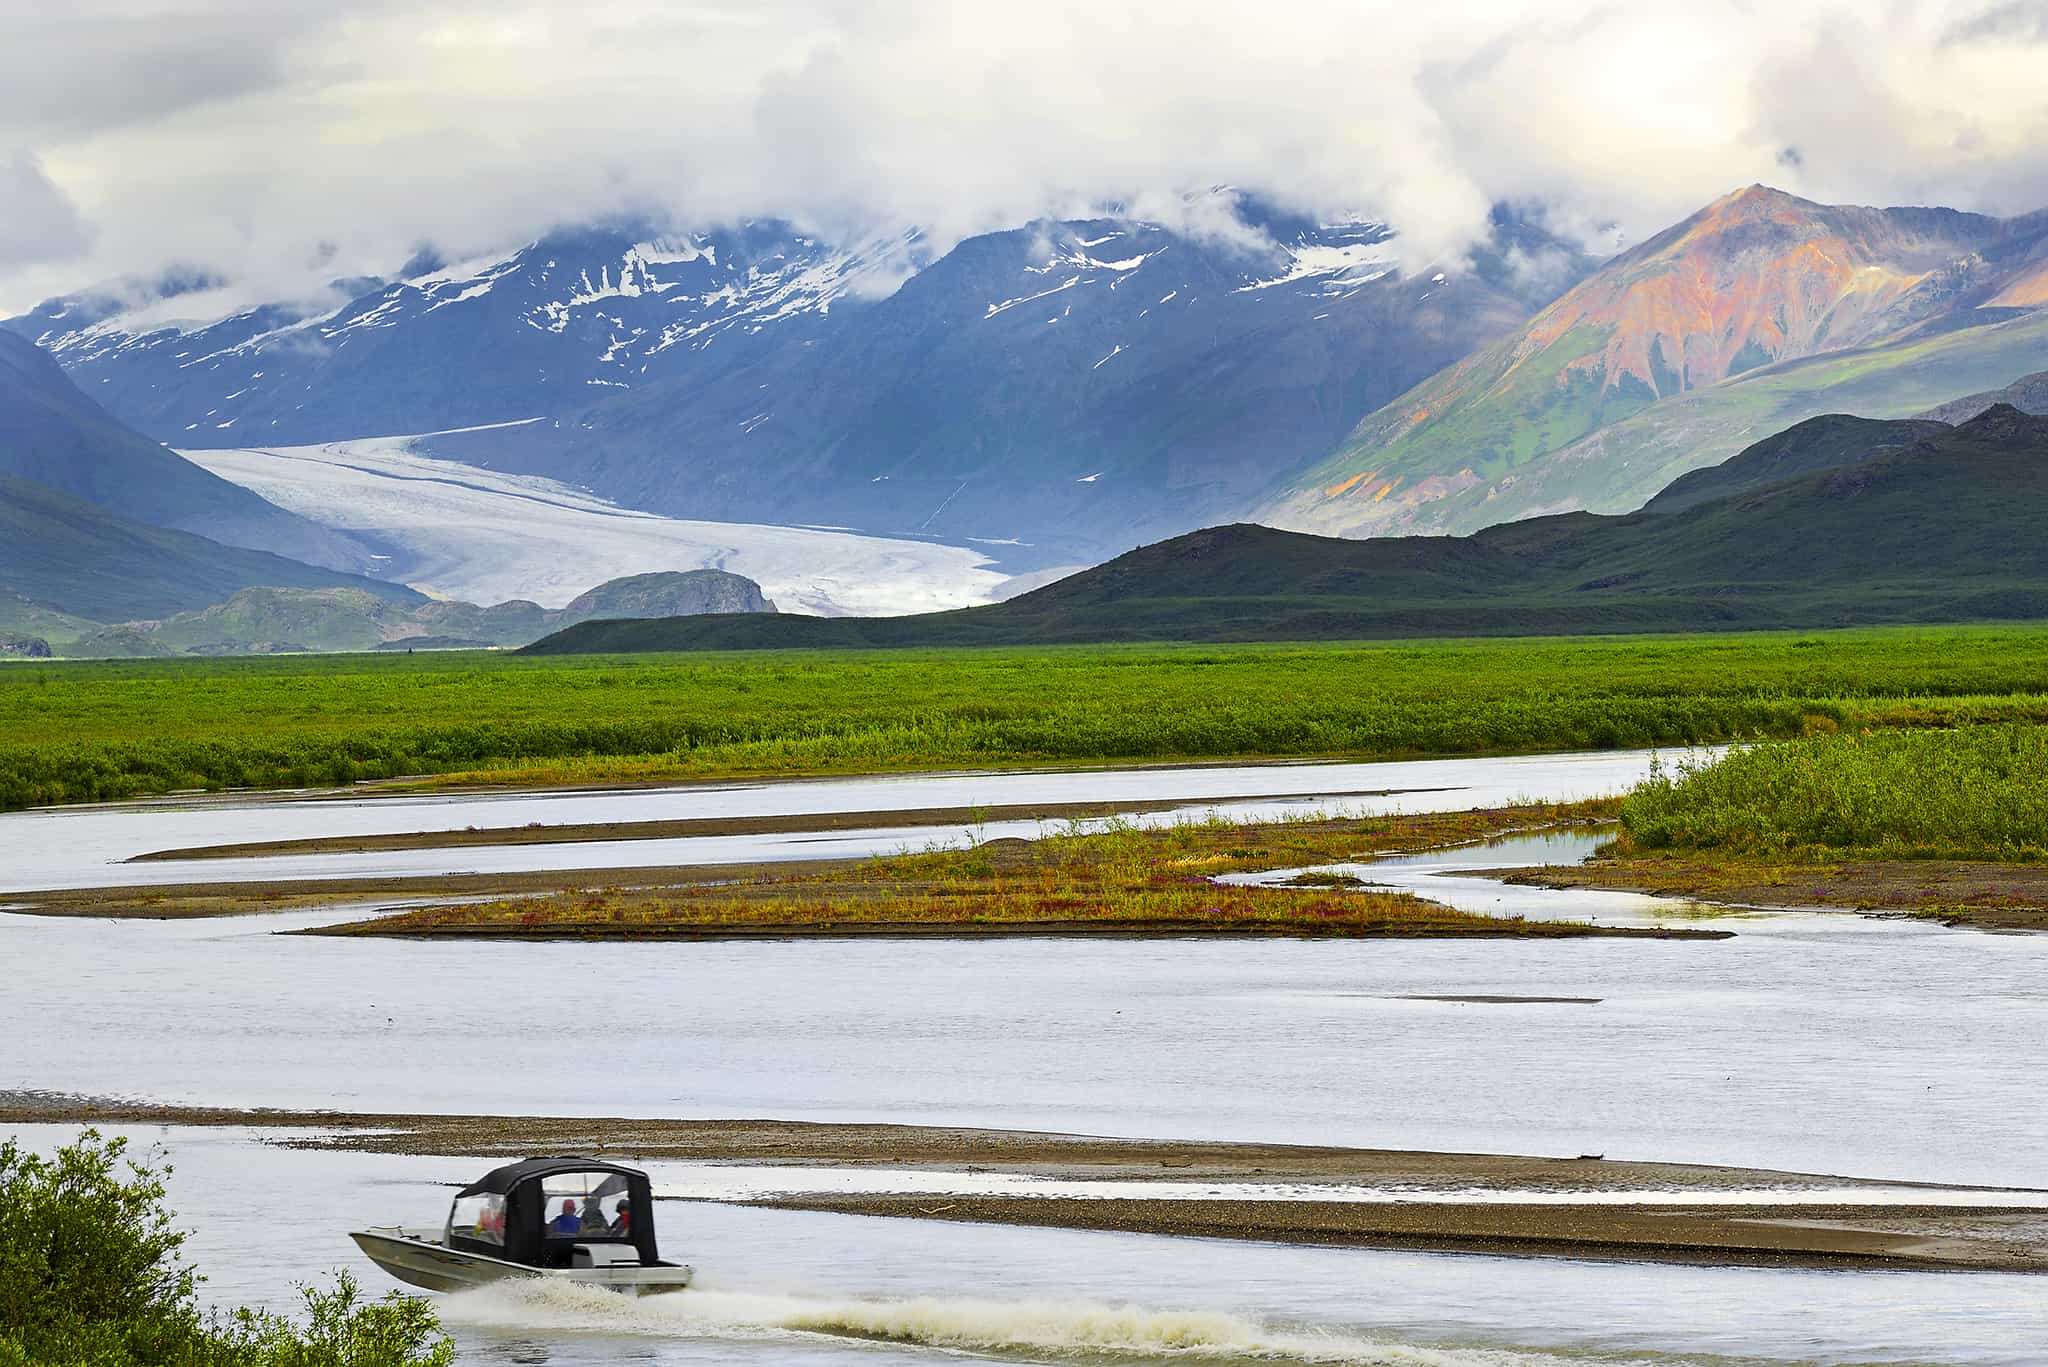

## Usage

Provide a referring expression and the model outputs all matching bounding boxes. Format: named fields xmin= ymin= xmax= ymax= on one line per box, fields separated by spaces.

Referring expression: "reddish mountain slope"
xmin=1266 ymin=185 xmax=2048 ymax=538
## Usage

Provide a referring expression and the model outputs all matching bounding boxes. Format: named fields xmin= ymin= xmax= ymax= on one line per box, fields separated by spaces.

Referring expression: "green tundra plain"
xmin=5 ymin=623 xmax=2048 ymax=811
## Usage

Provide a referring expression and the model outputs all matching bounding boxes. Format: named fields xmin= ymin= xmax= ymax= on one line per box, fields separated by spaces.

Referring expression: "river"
xmin=4 ymin=749 xmax=2043 ymax=1364
xmin=0 ymin=749 xmax=1679 ymax=892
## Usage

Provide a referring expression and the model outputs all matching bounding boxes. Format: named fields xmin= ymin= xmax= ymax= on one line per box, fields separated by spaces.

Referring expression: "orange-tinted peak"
xmin=1693 ymin=183 xmax=1814 ymax=223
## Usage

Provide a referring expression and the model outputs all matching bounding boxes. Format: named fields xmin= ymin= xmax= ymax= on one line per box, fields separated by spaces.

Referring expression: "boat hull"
xmin=350 ymin=1228 xmax=694 ymax=1297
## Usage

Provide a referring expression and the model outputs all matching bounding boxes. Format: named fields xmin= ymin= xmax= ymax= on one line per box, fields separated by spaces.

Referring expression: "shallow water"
xmin=15 ymin=1124 xmax=2046 ymax=1367
xmin=5 ymin=847 xmax=2046 ymax=1186
xmin=1223 ymin=831 xmax=1734 ymax=926
xmin=0 ymin=749 xmax=1677 ymax=892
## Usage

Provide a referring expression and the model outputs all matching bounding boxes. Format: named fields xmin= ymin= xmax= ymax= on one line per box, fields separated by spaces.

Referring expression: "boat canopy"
xmin=445 ymin=1157 xmax=658 ymax=1268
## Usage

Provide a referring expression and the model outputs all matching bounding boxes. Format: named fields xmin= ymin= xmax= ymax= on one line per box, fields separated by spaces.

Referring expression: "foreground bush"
xmin=0 ymin=1130 xmax=451 ymax=1367
xmin=1619 ymin=724 xmax=2048 ymax=860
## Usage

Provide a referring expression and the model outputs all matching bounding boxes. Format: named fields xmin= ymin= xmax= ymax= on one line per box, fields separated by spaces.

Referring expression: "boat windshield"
xmin=448 ymin=1192 xmax=506 ymax=1246
xmin=539 ymin=1170 xmax=635 ymax=1241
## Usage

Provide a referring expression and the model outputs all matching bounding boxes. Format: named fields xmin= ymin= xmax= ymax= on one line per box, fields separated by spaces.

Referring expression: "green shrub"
xmin=0 ymin=1130 xmax=451 ymax=1367
xmin=1620 ymin=725 xmax=2048 ymax=860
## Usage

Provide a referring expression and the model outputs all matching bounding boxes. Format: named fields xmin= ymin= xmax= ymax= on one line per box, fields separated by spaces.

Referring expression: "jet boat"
xmin=351 ymin=1156 xmax=693 ymax=1296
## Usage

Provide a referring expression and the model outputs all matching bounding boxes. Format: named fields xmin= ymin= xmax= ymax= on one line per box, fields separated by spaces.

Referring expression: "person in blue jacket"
xmin=550 ymin=1198 xmax=584 ymax=1236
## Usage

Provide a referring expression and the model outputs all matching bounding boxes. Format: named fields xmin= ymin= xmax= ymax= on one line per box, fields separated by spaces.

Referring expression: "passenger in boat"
xmin=549 ymin=1199 xmax=583 ymax=1236
xmin=608 ymin=1197 xmax=632 ymax=1236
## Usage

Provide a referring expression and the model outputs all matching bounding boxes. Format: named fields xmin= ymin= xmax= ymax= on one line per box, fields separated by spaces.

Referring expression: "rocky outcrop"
xmin=562 ymin=570 xmax=776 ymax=620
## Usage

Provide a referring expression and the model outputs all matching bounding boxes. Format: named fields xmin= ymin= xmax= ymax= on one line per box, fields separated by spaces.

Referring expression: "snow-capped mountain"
xmin=8 ymin=198 xmax=1590 ymax=562
xmin=10 ymin=221 xmax=918 ymax=445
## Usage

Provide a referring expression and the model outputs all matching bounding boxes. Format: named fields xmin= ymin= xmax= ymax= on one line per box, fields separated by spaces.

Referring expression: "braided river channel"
xmin=5 ymin=750 xmax=2045 ymax=1365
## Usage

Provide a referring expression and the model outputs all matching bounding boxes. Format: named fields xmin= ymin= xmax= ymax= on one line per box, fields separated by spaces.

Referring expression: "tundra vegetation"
xmin=312 ymin=803 xmax=1719 ymax=941
xmin=0 ymin=1129 xmax=450 ymax=1367
xmin=1509 ymin=725 xmax=2048 ymax=928
xmin=4 ymin=625 xmax=2048 ymax=810
xmin=1618 ymin=725 xmax=2048 ymax=862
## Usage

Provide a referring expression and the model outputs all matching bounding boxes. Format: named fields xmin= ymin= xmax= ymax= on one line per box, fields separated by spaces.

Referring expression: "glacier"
xmin=180 ymin=432 xmax=1011 ymax=618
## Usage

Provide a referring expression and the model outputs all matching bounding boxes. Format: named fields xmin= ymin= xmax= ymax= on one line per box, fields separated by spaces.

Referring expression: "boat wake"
xmin=436 ymin=1280 xmax=1686 ymax=1365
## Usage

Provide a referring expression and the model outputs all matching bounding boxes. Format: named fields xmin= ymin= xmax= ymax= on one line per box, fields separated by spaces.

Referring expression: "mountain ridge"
xmin=522 ymin=404 xmax=2048 ymax=652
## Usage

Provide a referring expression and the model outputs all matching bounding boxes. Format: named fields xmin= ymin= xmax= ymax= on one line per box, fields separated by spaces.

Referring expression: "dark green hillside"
xmin=1641 ymin=414 xmax=1951 ymax=513
xmin=0 ymin=330 xmax=374 ymax=569
xmin=0 ymin=476 xmax=423 ymax=622
xmin=526 ymin=405 xmax=2048 ymax=654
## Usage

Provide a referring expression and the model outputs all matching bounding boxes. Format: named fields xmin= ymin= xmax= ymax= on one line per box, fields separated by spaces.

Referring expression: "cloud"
xmin=0 ymin=152 xmax=92 ymax=267
xmin=1941 ymin=0 xmax=2048 ymax=43
xmin=5 ymin=0 xmax=2048 ymax=315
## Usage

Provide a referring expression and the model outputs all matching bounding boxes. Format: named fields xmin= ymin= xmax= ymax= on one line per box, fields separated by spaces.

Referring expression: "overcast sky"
xmin=5 ymin=0 xmax=2048 ymax=315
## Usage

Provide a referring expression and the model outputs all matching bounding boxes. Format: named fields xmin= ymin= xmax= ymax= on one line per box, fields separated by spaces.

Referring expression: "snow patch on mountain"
xmin=1238 ymin=239 xmax=1398 ymax=294
xmin=179 ymin=434 xmax=1010 ymax=616
xmin=641 ymin=228 xmax=919 ymax=356
xmin=633 ymin=236 xmax=716 ymax=266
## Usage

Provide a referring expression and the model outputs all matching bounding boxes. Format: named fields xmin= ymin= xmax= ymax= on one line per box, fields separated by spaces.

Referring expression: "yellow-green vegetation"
xmin=313 ymin=802 xmax=1719 ymax=940
xmin=5 ymin=625 xmax=2048 ymax=811
xmin=1619 ymin=725 xmax=2048 ymax=861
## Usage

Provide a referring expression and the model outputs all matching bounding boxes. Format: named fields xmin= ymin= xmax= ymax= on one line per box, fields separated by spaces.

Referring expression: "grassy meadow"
xmin=5 ymin=625 xmax=2048 ymax=810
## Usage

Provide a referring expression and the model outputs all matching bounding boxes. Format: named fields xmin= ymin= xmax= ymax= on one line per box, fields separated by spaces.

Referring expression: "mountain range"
xmin=525 ymin=404 xmax=2048 ymax=652
xmin=5 ymin=182 xmax=2048 ymax=657
xmin=6 ymin=197 xmax=1590 ymax=564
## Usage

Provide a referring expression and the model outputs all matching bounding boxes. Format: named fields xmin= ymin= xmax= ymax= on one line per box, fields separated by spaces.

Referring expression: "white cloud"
xmin=5 ymin=0 xmax=2048 ymax=314
xmin=0 ymin=151 xmax=92 ymax=267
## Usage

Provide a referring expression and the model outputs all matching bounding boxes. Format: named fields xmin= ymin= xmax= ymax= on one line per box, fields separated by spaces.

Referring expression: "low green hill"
xmin=525 ymin=405 xmax=2048 ymax=654
xmin=60 ymin=569 xmax=778 ymax=657
xmin=0 ymin=590 xmax=98 ymax=649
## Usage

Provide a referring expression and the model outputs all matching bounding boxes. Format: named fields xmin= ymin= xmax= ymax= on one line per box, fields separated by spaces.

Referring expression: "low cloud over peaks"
xmin=6 ymin=0 xmax=2048 ymax=314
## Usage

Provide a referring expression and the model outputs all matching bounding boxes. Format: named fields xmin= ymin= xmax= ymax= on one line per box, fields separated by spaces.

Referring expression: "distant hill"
xmin=1263 ymin=185 xmax=2048 ymax=539
xmin=0 ymin=330 xmax=380 ymax=572
xmin=1920 ymin=369 xmax=2048 ymax=424
xmin=62 ymin=568 xmax=775 ymax=657
xmin=0 ymin=589 xmax=99 ymax=649
xmin=524 ymin=405 xmax=2048 ymax=653
xmin=0 ymin=475 xmax=424 ymax=623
